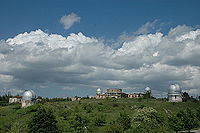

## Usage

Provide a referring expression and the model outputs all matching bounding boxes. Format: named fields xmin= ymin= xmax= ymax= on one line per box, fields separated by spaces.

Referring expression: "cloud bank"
xmin=60 ymin=13 xmax=80 ymax=30
xmin=1 ymin=25 xmax=200 ymax=97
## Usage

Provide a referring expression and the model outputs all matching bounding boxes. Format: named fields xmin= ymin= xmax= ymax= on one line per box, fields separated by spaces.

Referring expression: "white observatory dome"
xmin=22 ymin=90 xmax=36 ymax=101
xmin=96 ymin=88 xmax=102 ymax=94
xmin=169 ymin=84 xmax=181 ymax=94
xmin=145 ymin=87 xmax=151 ymax=92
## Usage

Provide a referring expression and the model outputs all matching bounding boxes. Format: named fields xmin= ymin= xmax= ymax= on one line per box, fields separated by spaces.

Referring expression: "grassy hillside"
xmin=0 ymin=98 xmax=200 ymax=133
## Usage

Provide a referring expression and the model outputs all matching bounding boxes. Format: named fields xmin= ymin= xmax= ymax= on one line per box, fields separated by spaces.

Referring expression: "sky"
xmin=0 ymin=0 xmax=200 ymax=98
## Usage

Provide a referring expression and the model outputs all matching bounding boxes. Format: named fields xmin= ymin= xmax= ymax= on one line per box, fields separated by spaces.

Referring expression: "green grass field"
xmin=1 ymin=98 xmax=200 ymax=133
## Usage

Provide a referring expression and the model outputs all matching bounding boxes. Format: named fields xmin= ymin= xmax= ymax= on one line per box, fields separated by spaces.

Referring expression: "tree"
xmin=177 ymin=108 xmax=199 ymax=132
xmin=143 ymin=91 xmax=151 ymax=99
xmin=116 ymin=112 xmax=131 ymax=131
xmin=82 ymin=104 xmax=93 ymax=113
xmin=131 ymin=107 xmax=166 ymax=133
xmin=168 ymin=115 xmax=183 ymax=133
xmin=196 ymin=108 xmax=200 ymax=121
xmin=182 ymin=92 xmax=190 ymax=102
xmin=105 ymin=123 xmax=123 ymax=133
xmin=105 ymin=112 xmax=131 ymax=133
xmin=0 ymin=94 xmax=10 ymax=106
xmin=28 ymin=107 xmax=59 ymax=133
xmin=94 ymin=115 xmax=106 ymax=127
xmin=70 ymin=114 xmax=90 ymax=133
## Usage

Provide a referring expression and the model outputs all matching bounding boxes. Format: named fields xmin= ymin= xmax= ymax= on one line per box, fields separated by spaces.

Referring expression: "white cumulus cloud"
xmin=1 ymin=24 xmax=200 ymax=97
xmin=60 ymin=13 xmax=81 ymax=30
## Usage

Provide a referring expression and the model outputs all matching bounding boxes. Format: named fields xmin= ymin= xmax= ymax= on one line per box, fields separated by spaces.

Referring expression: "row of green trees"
xmin=0 ymin=94 xmax=10 ymax=106
xmin=27 ymin=105 xmax=200 ymax=133
xmin=27 ymin=105 xmax=131 ymax=133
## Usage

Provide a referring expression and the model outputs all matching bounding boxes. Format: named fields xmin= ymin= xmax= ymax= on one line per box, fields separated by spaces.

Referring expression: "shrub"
xmin=82 ymin=104 xmax=93 ymax=113
xmin=28 ymin=107 xmax=59 ymax=133
xmin=94 ymin=115 xmax=106 ymax=126
xmin=112 ymin=103 xmax=119 ymax=107
xmin=105 ymin=122 xmax=123 ymax=133
xmin=168 ymin=108 xmax=199 ymax=133
xmin=116 ymin=112 xmax=131 ymax=131
xmin=177 ymin=108 xmax=199 ymax=132
xmin=60 ymin=110 xmax=72 ymax=120
xmin=70 ymin=114 xmax=90 ymax=133
xmin=132 ymin=107 xmax=166 ymax=133
xmin=196 ymin=108 xmax=200 ymax=121
xmin=98 ymin=102 xmax=103 ymax=105
xmin=168 ymin=115 xmax=183 ymax=133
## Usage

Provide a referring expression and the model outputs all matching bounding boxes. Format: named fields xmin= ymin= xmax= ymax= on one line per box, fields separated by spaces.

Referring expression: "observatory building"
xmin=145 ymin=87 xmax=151 ymax=93
xmin=96 ymin=88 xmax=102 ymax=95
xmin=168 ymin=84 xmax=182 ymax=102
xmin=96 ymin=88 xmax=107 ymax=99
xmin=21 ymin=90 xmax=36 ymax=108
xmin=96 ymin=88 xmax=146 ymax=99
xmin=105 ymin=89 xmax=127 ymax=98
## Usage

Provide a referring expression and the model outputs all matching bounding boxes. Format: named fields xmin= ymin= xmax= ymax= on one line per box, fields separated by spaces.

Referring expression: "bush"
xmin=105 ymin=112 xmax=131 ymax=133
xmin=116 ymin=112 xmax=131 ymax=131
xmin=177 ymin=108 xmax=199 ymax=132
xmin=82 ymin=104 xmax=93 ymax=113
xmin=94 ymin=115 xmax=106 ymax=126
xmin=28 ymin=106 xmax=59 ymax=133
xmin=131 ymin=107 xmax=166 ymax=133
xmin=60 ymin=110 xmax=72 ymax=120
xmin=98 ymin=102 xmax=103 ymax=105
xmin=70 ymin=114 xmax=90 ymax=133
xmin=0 ymin=101 xmax=8 ymax=106
xmin=168 ymin=115 xmax=183 ymax=133
xmin=105 ymin=122 xmax=123 ymax=133
xmin=112 ymin=103 xmax=119 ymax=107
xmin=168 ymin=108 xmax=199 ymax=133
xmin=196 ymin=108 xmax=200 ymax=121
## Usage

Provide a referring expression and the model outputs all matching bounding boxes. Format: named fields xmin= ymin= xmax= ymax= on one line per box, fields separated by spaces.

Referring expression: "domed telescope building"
xmin=145 ymin=87 xmax=151 ymax=93
xmin=168 ymin=84 xmax=182 ymax=102
xmin=21 ymin=90 xmax=36 ymax=108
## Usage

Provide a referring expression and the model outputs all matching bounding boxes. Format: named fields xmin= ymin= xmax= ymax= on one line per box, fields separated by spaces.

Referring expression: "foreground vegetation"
xmin=1 ymin=97 xmax=200 ymax=133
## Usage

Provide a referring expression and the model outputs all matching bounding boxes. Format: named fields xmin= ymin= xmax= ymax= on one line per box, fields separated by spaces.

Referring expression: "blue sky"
xmin=1 ymin=0 xmax=200 ymax=39
xmin=1 ymin=0 xmax=200 ymax=98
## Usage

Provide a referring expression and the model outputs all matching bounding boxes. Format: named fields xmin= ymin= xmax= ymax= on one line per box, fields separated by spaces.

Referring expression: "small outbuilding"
xmin=9 ymin=96 xmax=22 ymax=104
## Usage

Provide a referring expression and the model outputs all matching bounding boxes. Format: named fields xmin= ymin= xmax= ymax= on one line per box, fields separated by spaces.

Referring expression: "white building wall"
xmin=168 ymin=94 xmax=182 ymax=102
xmin=21 ymin=100 xmax=34 ymax=108
xmin=9 ymin=98 xmax=21 ymax=103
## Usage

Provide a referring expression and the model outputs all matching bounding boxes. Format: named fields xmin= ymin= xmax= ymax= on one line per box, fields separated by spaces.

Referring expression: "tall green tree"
xmin=70 ymin=114 xmax=89 ymax=133
xmin=94 ymin=115 xmax=106 ymax=127
xmin=143 ymin=91 xmax=151 ymax=99
xmin=177 ymin=108 xmax=199 ymax=132
xmin=196 ymin=108 xmax=200 ymax=121
xmin=116 ymin=112 xmax=131 ymax=131
xmin=131 ymin=107 xmax=166 ymax=133
xmin=168 ymin=115 xmax=183 ymax=133
xmin=182 ymin=92 xmax=191 ymax=102
xmin=28 ymin=107 xmax=59 ymax=133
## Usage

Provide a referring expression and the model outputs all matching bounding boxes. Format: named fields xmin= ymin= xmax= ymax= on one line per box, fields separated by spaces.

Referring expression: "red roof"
xmin=13 ymin=96 xmax=22 ymax=98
